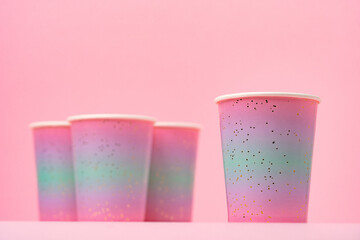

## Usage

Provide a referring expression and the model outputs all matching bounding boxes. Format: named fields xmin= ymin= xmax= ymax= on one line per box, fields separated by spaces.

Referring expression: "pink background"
xmin=0 ymin=0 xmax=359 ymax=222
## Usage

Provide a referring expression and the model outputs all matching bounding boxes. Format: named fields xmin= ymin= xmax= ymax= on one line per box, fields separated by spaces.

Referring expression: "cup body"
xmin=145 ymin=123 xmax=200 ymax=221
xmin=31 ymin=122 xmax=77 ymax=221
xmin=69 ymin=115 xmax=155 ymax=221
xmin=216 ymin=93 xmax=319 ymax=222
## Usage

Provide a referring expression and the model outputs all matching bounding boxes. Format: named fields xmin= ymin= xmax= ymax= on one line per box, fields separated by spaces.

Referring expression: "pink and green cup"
xmin=68 ymin=114 xmax=155 ymax=221
xmin=30 ymin=121 xmax=77 ymax=221
xmin=145 ymin=122 xmax=200 ymax=222
xmin=215 ymin=92 xmax=320 ymax=222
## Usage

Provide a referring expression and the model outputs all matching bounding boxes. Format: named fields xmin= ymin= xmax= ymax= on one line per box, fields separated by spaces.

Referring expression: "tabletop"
xmin=0 ymin=222 xmax=359 ymax=240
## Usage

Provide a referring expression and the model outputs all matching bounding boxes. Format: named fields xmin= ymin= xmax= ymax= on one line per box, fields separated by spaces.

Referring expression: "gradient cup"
xmin=215 ymin=92 xmax=320 ymax=222
xmin=30 ymin=121 xmax=77 ymax=221
xmin=145 ymin=122 xmax=200 ymax=222
xmin=68 ymin=114 xmax=155 ymax=221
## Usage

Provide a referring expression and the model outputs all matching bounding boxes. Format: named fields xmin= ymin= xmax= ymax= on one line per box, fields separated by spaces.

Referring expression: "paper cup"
xmin=215 ymin=92 xmax=320 ymax=222
xmin=68 ymin=114 xmax=155 ymax=221
xmin=145 ymin=122 xmax=200 ymax=222
xmin=30 ymin=121 xmax=77 ymax=221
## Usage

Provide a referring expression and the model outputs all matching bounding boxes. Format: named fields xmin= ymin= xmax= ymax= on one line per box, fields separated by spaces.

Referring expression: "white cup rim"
xmin=154 ymin=121 xmax=202 ymax=129
xmin=214 ymin=92 xmax=321 ymax=104
xmin=29 ymin=121 xmax=70 ymax=128
xmin=67 ymin=114 xmax=156 ymax=123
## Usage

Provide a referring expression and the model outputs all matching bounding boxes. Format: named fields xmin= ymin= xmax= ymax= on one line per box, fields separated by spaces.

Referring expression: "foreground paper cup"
xmin=215 ymin=92 xmax=320 ymax=222
xmin=68 ymin=114 xmax=155 ymax=221
xmin=30 ymin=121 xmax=77 ymax=221
xmin=145 ymin=122 xmax=200 ymax=222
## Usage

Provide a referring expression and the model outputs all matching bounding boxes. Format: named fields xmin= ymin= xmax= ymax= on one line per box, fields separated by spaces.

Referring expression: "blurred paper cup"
xmin=68 ymin=114 xmax=155 ymax=221
xmin=145 ymin=122 xmax=200 ymax=222
xmin=215 ymin=92 xmax=320 ymax=222
xmin=30 ymin=121 xmax=77 ymax=221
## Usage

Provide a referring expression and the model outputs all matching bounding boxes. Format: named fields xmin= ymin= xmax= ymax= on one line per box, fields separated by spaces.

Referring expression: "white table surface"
xmin=0 ymin=222 xmax=359 ymax=240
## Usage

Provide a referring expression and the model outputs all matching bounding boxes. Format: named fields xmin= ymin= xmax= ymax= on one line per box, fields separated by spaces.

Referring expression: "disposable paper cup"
xmin=146 ymin=122 xmax=200 ymax=221
xmin=68 ymin=114 xmax=155 ymax=221
xmin=30 ymin=121 xmax=77 ymax=221
xmin=215 ymin=92 xmax=320 ymax=222
xmin=145 ymin=122 xmax=200 ymax=222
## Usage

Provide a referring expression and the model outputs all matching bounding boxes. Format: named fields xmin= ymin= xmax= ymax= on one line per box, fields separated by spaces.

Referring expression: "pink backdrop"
xmin=0 ymin=0 xmax=359 ymax=222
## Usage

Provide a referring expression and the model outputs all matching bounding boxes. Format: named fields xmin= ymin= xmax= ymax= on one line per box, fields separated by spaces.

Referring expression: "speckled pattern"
xmin=70 ymin=119 xmax=154 ymax=221
xmin=32 ymin=127 xmax=77 ymax=221
xmin=145 ymin=127 xmax=199 ymax=222
xmin=217 ymin=96 xmax=319 ymax=222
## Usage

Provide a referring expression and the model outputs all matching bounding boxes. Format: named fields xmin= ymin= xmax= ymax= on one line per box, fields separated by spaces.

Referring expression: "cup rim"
xmin=29 ymin=121 xmax=70 ymax=129
xmin=67 ymin=114 xmax=156 ymax=123
xmin=154 ymin=121 xmax=202 ymax=129
xmin=214 ymin=92 xmax=321 ymax=104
